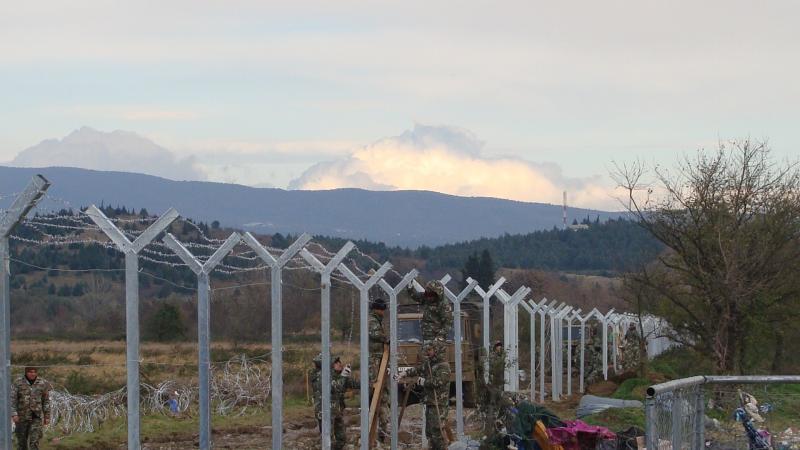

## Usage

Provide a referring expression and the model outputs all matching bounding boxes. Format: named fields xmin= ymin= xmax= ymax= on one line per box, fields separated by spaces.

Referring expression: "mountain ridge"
xmin=0 ymin=166 xmax=622 ymax=247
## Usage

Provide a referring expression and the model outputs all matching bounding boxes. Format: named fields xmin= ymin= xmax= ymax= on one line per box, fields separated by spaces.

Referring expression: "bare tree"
xmin=613 ymin=140 xmax=800 ymax=373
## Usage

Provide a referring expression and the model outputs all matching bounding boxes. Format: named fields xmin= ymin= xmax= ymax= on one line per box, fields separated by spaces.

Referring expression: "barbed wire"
xmin=9 ymin=258 xmax=122 ymax=273
xmin=40 ymin=353 xmax=271 ymax=434
xmin=9 ymin=207 xmax=392 ymax=297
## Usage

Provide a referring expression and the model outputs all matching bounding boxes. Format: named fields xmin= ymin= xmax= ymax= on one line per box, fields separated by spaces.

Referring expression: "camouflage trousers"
xmin=15 ymin=418 xmax=43 ymax=450
xmin=369 ymin=353 xmax=390 ymax=442
xmin=425 ymin=402 xmax=450 ymax=450
xmin=585 ymin=357 xmax=604 ymax=386
xmin=480 ymin=386 xmax=503 ymax=434
xmin=318 ymin=415 xmax=348 ymax=450
xmin=621 ymin=345 xmax=640 ymax=372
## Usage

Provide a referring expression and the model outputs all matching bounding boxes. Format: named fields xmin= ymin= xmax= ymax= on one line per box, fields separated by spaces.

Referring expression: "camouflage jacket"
xmin=11 ymin=376 xmax=50 ymax=420
xmin=411 ymin=290 xmax=453 ymax=342
xmin=488 ymin=350 xmax=508 ymax=390
xmin=312 ymin=369 xmax=358 ymax=417
xmin=406 ymin=358 xmax=450 ymax=407
xmin=368 ymin=311 xmax=387 ymax=356
xmin=622 ymin=330 xmax=642 ymax=369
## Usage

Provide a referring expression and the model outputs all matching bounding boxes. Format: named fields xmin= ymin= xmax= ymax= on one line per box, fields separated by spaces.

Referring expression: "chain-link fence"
xmin=646 ymin=376 xmax=800 ymax=450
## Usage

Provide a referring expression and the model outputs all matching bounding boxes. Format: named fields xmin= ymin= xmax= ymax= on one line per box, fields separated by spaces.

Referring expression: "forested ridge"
xmin=310 ymin=217 xmax=662 ymax=274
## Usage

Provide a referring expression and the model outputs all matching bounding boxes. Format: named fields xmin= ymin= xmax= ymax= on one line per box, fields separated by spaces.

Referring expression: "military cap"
xmin=425 ymin=280 xmax=444 ymax=297
xmin=313 ymin=353 xmax=341 ymax=366
xmin=424 ymin=339 xmax=446 ymax=356
xmin=370 ymin=296 xmax=387 ymax=310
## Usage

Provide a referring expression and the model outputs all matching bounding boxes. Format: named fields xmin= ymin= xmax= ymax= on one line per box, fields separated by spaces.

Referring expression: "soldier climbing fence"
xmin=0 ymin=175 xmax=673 ymax=450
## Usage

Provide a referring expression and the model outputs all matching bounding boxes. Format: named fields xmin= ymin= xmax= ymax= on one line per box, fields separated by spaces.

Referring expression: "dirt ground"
xmin=130 ymin=404 xmax=440 ymax=450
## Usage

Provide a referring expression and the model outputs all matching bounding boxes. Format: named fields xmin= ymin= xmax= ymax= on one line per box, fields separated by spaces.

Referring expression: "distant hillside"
xmin=0 ymin=166 xmax=622 ymax=247
xmin=312 ymin=217 xmax=662 ymax=275
xmin=419 ymin=218 xmax=663 ymax=274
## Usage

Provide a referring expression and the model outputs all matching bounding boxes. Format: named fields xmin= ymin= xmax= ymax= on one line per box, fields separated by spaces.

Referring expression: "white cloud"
xmin=289 ymin=125 xmax=619 ymax=210
xmin=8 ymin=127 xmax=205 ymax=181
xmin=164 ymin=138 xmax=364 ymax=188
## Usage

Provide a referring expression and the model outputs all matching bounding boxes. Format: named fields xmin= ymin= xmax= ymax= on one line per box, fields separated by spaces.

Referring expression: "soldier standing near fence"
xmin=312 ymin=354 xmax=358 ymax=450
xmin=584 ymin=324 xmax=604 ymax=386
xmin=479 ymin=341 xmax=509 ymax=434
xmin=368 ymin=294 xmax=390 ymax=443
xmin=397 ymin=341 xmax=451 ymax=450
xmin=408 ymin=280 xmax=452 ymax=343
xmin=12 ymin=366 xmax=50 ymax=450
xmin=621 ymin=323 xmax=642 ymax=373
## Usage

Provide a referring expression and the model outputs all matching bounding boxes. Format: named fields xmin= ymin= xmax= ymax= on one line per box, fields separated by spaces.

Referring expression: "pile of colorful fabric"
xmin=547 ymin=420 xmax=617 ymax=450
xmin=481 ymin=393 xmax=620 ymax=450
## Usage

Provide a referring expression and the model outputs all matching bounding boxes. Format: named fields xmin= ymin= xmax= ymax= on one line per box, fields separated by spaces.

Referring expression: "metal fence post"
xmin=611 ymin=315 xmax=620 ymax=374
xmin=496 ymin=287 xmax=530 ymax=392
xmin=537 ymin=299 xmax=555 ymax=401
xmin=442 ymin=277 xmax=478 ymax=441
xmin=566 ymin=309 xmax=581 ymax=396
xmin=0 ymin=175 xmax=49 ymax=450
xmin=163 ymin=232 xmax=241 ymax=450
xmin=337 ymin=262 xmax=392 ymax=450
xmin=600 ymin=309 xmax=615 ymax=380
xmin=470 ymin=278 xmax=505 ymax=384
xmin=579 ymin=317 xmax=586 ymax=394
xmin=645 ymin=394 xmax=656 ymax=450
xmin=86 ymin=204 xmax=178 ymax=449
xmin=694 ymin=386 xmax=705 ymax=449
xmin=244 ymin=232 xmax=312 ymax=450
xmin=545 ymin=302 xmax=563 ymax=400
xmin=379 ymin=270 xmax=418 ymax=450
xmin=520 ymin=300 xmax=539 ymax=400
xmin=299 ymin=241 xmax=355 ymax=450
xmin=556 ymin=306 xmax=573 ymax=398
xmin=548 ymin=304 xmax=569 ymax=401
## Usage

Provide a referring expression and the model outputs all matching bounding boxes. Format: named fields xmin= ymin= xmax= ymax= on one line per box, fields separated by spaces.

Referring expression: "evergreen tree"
xmin=460 ymin=252 xmax=480 ymax=288
xmin=461 ymin=250 xmax=495 ymax=288
xmin=477 ymin=249 xmax=496 ymax=288
xmin=71 ymin=282 xmax=86 ymax=297
xmin=145 ymin=304 xmax=187 ymax=341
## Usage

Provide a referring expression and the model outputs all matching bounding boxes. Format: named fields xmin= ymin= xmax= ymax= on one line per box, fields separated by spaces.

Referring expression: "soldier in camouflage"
xmin=397 ymin=341 xmax=451 ymax=450
xmin=408 ymin=280 xmax=452 ymax=343
xmin=368 ymin=295 xmax=390 ymax=442
xmin=584 ymin=323 xmax=605 ymax=387
xmin=621 ymin=323 xmax=642 ymax=373
xmin=311 ymin=354 xmax=358 ymax=450
xmin=12 ymin=366 xmax=50 ymax=450
xmin=480 ymin=341 xmax=508 ymax=433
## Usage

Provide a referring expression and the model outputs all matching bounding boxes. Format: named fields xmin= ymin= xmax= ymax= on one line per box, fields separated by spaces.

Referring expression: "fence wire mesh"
xmin=648 ymin=382 xmax=704 ymax=450
xmin=702 ymin=383 xmax=800 ymax=450
xmin=647 ymin=377 xmax=800 ymax=450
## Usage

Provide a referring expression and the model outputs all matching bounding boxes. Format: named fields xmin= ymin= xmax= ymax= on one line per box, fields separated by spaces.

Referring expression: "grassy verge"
xmin=583 ymin=408 xmax=645 ymax=430
xmin=43 ymin=397 xmax=312 ymax=449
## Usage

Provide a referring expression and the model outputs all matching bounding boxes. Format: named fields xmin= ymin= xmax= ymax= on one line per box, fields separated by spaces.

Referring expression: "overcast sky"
xmin=2 ymin=1 xmax=798 ymax=209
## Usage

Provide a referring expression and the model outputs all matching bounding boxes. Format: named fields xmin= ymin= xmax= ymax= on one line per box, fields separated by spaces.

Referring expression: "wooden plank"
xmin=398 ymin=382 xmax=412 ymax=426
xmin=368 ymin=343 xmax=390 ymax=447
